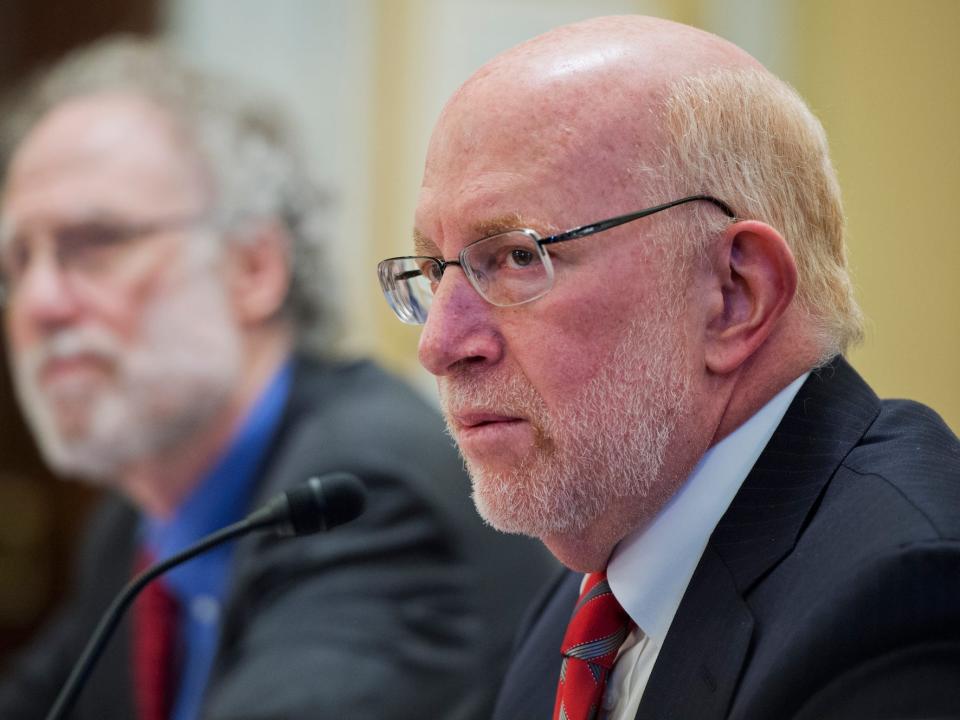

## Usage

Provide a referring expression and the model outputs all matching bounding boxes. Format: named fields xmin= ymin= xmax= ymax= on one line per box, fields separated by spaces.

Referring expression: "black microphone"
xmin=45 ymin=472 xmax=366 ymax=720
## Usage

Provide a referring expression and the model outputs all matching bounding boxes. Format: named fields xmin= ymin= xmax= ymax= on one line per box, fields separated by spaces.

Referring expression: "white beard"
xmin=439 ymin=305 xmax=692 ymax=539
xmin=11 ymin=262 xmax=242 ymax=483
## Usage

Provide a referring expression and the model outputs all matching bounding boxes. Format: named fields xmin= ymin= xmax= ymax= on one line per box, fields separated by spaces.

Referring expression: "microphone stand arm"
xmin=44 ymin=516 xmax=267 ymax=720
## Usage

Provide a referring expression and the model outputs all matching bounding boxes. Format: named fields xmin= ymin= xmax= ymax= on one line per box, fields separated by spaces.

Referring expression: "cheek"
xmin=98 ymin=261 xmax=183 ymax=344
xmin=513 ymin=244 xmax=683 ymax=402
xmin=5 ymin=310 xmax=33 ymax=353
xmin=505 ymin=283 xmax=645 ymax=406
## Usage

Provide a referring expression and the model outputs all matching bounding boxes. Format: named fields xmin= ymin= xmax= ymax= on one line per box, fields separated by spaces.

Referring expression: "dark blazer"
xmin=0 ymin=356 xmax=556 ymax=720
xmin=493 ymin=357 xmax=960 ymax=720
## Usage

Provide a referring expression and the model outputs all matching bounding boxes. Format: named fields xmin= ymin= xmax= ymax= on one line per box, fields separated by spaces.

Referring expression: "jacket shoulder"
xmin=840 ymin=397 xmax=960 ymax=539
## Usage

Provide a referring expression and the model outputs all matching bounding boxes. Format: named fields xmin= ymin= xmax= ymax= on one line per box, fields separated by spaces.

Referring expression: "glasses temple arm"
xmin=539 ymin=195 xmax=736 ymax=246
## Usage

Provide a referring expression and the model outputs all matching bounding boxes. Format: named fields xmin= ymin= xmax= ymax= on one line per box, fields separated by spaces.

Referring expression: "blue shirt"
xmin=142 ymin=360 xmax=293 ymax=720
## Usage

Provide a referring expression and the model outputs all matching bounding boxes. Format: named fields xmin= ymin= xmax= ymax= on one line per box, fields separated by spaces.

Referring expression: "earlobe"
xmin=704 ymin=220 xmax=798 ymax=375
xmin=225 ymin=220 xmax=293 ymax=325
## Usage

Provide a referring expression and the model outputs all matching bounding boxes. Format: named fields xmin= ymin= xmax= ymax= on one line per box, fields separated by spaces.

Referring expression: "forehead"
xmin=415 ymin=66 xmax=662 ymax=257
xmin=1 ymin=93 xmax=208 ymax=231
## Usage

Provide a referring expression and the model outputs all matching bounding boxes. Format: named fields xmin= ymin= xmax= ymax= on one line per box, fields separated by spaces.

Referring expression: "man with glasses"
xmin=378 ymin=15 xmax=960 ymax=720
xmin=0 ymin=38 xmax=554 ymax=720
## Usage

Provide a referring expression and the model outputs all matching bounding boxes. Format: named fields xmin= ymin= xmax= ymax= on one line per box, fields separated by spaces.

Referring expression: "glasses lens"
xmin=461 ymin=230 xmax=552 ymax=306
xmin=377 ymin=257 xmax=438 ymax=324
xmin=0 ymin=217 xmax=202 ymax=306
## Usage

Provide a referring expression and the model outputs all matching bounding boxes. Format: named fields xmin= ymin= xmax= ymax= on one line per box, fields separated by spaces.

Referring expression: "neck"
xmin=542 ymin=458 xmax=697 ymax=573
xmin=117 ymin=332 xmax=291 ymax=519
xmin=709 ymin=324 xmax=822 ymax=446
xmin=542 ymin=328 xmax=822 ymax=573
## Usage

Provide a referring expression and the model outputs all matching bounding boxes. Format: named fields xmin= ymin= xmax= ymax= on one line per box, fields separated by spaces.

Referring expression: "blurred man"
xmin=0 ymin=37 xmax=554 ymax=720
xmin=377 ymin=15 xmax=960 ymax=720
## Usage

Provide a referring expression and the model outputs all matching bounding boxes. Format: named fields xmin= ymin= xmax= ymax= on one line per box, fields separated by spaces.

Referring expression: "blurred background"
xmin=1 ymin=0 xmax=957 ymax=666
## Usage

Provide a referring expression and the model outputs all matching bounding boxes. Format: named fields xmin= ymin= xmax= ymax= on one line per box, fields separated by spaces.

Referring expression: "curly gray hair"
xmin=0 ymin=35 xmax=339 ymax=353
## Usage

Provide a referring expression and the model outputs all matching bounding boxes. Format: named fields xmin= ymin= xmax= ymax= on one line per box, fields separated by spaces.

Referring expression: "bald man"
xmin=377 ymin=15 xmax=960 ymax=720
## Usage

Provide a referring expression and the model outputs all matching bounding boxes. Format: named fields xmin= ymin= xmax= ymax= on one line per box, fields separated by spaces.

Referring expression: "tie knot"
xmin=560 ymin=572 xmax=631 ymax=670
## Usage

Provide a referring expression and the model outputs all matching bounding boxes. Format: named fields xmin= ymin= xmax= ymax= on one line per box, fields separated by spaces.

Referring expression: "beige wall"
xmin=791 ymin=0 xmax=960 ymax=429
xmin=366 ymin=0 xmax=959 ymax=429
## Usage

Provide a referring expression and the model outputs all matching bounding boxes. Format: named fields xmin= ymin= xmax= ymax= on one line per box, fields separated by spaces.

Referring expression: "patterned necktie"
xmin=553 ymin=571 xmax=631 ymax=720
xmin=132 ymin=550 xmax=180 ymax=720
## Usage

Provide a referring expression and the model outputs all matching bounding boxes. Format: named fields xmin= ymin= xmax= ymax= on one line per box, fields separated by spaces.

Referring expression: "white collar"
xmin=607 ymin=372 xmax=808 ymax=644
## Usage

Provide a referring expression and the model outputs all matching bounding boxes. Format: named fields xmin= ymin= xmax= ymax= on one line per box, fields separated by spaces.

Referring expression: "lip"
xmin=38 ymin=354 xmax=110 ymax=386
xmin=449 ymin=411 xmax=536 ymax=470
xmin=452 ymin=411 xmax=525 ymax=430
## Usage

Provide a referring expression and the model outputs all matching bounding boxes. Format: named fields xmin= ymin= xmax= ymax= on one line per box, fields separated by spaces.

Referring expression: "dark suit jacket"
xmin=0 ymin=356 xmax=556 ymax=720
xmin=493 ymin=357 xmax=960 ymax=720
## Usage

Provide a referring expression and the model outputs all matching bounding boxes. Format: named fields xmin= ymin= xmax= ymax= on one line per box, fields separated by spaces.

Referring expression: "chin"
xmin=541 ymin=532 xmax=613 ymax=573
xmin=469 ymin=472 xmax=587 ymax=539
xmin=42 ymin=439 xmax=119 ymax=484
xmin=27 ymin=400 xmax=126 ymax=482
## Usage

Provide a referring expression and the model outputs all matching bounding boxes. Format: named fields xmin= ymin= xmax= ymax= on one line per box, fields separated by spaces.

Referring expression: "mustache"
xmin=437 ymin=368 xmax=559 ymax=447
xmin=438 ymin=369 xmax=559 ymax=453
xmin=16 ymin=327 xmax=120 ymax=378
xmin=439 ymin=369 xmax=542 ymax=417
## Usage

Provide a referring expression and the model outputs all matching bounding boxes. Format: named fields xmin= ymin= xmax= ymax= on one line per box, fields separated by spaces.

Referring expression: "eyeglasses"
xmin=0 ymin=213 xmax=206 ymax=306
xmin=377 ymin=194 xmax=735 ymax=325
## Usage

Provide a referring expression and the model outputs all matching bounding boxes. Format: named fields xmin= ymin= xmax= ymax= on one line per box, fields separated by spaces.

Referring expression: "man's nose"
xmin=418 ymin=268 xmax=503 ymax=376
xmin=12 ymin=249 xmax=82 ymax=330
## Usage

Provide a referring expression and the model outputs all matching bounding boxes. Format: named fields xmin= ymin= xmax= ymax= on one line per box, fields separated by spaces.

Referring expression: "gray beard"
xmin=11 ymin=267 xmax=241 ymax=483
xmin=440 ymin=311 xmax=691 ymax=540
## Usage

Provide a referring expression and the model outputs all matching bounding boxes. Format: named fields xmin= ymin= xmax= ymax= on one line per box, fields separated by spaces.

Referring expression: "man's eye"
xmin=416 ymin=262 xmax=441 ymax=284
xmin=506 ymin=248 xmax=535 ymax=269
xmin=410 ymin=261 xmax=444 ymax=293
xmin=0 ymin=239 xmax=30 ymax=278
xmin=58 ymin=224 xmax=128 ymax=251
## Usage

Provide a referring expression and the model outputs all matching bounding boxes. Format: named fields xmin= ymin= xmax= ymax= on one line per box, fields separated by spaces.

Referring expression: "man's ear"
xmin=223 ymin=219 xmax=292 ymax=325
xmin=703 ymin=220 xmax=798 ymax=375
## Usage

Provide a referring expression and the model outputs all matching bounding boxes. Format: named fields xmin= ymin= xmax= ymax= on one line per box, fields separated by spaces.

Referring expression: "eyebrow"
xmin=473 ymin=213 xmax=544 ymax=238
xmin=412 ymin=228 xmax=437 ymax=257
xmin=412 ymin=213 xmax=556 ymax=258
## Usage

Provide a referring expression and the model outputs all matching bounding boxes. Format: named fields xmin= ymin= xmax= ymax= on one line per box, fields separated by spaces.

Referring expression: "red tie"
xmin=553 ymin=572 xmax=631 ymax=720
xmin=132 ymin=550 xmax=180 ymax=720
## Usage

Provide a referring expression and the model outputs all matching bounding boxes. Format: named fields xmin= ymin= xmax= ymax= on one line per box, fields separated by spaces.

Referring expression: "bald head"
xmin=425 ymin=16 xmax=764 ymax=229
xmin=469 ymin=15 xmax=760 ymax=90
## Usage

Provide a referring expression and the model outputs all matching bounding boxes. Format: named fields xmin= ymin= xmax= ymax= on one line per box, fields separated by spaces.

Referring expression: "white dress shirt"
xmin=600 ymin=373 xmax=808 ymax=719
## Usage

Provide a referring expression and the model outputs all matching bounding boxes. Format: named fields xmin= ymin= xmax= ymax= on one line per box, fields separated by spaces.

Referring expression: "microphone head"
xmin=285 ymin=472 xmax=366 ymax=536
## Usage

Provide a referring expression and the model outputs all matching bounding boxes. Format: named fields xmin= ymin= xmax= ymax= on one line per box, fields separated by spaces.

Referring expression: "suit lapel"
xmin=638 ymin=358 xmax=881 ymax=719
xmin=710 ymin=357 xmax=880 ymax=593
xmin=636 ymin=545 xmax=753 ymax=720
xmin=492 ymin=569 xmax=580 ymax=720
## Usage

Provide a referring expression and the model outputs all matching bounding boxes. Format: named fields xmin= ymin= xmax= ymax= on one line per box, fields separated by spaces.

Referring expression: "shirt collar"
xmin=607 ymin=372 xmax=808 ymax=644
xmin=143 ymin=358 xmax=293 ymax=599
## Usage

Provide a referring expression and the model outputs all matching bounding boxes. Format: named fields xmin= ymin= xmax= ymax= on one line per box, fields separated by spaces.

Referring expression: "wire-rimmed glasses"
xmin=377 ymin=194 xmax=734 ymax=325
xmin=0 ymin=213 xmax=208 ymax=306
